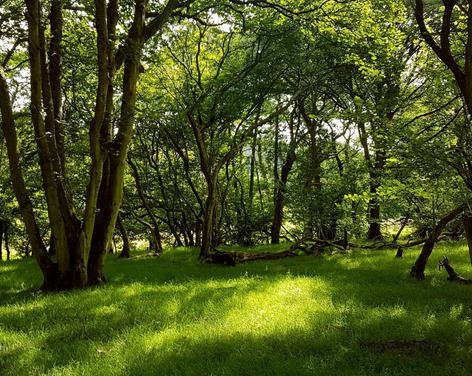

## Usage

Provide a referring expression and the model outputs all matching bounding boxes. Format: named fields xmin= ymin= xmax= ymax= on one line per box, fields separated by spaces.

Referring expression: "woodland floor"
xmin=1 ymin=242 xmax=472 ymax=375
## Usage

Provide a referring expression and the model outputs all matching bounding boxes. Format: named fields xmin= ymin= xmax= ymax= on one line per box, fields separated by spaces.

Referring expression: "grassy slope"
xmin=0 ymin=242 xmax=471 ymax=376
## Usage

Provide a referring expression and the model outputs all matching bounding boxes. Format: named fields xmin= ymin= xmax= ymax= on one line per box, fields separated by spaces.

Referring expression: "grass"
xmin=1 ymin=242 xmax=472 ymax=375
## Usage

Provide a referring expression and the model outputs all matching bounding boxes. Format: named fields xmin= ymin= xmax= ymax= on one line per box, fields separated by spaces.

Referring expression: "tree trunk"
xmin=410 ymin=205 xmax=465 ymax=280
xmin=0 ymin=221 xmax=10 ymax=261
xmin=246 ymin=129 xmax=258 ymax=244
xmin=195 ymin=219 xmax=202 ymax=247
xmin=117 ymin=215 xmax=130 ymax=258
xmin=358 ymin=119 xmax=385 ymax=240
xmin=271 ymin=148 xmax=295 ymax=244
xmin=200 ymin=176 xmax=218 ymax=258
xmin=462 ymin=215 xmax=472 ymax=264
xmin=367 ymin=193 xmax=382 ymax=240
xmin=367 ymin=152 xmax=385 ymax=240
xmin=5 ymin=224 xmax=9 ymax=261
xmin=153 ymin=225 xmax=163 ymax=253
xmin=300 ymin=101 xmax=324 ymax=240
xmin=0 ymin=221 xmax=3 ymax=261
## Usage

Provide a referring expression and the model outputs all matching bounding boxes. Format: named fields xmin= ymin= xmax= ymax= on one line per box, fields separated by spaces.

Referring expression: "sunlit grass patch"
xmin=1 ymin=242 xmax=472 ymax=375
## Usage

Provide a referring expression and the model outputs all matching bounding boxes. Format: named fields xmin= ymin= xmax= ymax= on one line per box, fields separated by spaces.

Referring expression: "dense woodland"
xmin=1 ymin=0 xmax=472 ymax=290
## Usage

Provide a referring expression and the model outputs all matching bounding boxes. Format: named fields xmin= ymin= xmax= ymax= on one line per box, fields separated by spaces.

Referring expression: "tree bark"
xmin=462 ymin=215 xmax=472 ymax=264
xmin=200 ymin=176 xmax=218 ymax=258
xmin=0 ymin=220 xmax=4 ymax=261
xmin=0 ymin=66 xmax=57 ymax=287
xmin=117 ymin=215 xmax=131 ymax=258
xmin=271 ymin=147 xmax=295 ymax=244
xmin=0 ymin=0 xmax=187 ymax=290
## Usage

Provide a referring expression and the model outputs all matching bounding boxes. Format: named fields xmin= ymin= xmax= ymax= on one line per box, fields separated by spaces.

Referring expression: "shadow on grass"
xmin=1 ymin=244 xmax=471 ymax=375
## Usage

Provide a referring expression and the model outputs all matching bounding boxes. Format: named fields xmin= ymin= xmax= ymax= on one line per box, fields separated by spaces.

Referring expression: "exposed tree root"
xmin=438 ymin=257 xmax=472 ymax=284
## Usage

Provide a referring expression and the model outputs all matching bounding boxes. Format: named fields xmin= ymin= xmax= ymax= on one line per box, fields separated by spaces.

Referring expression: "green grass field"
xmin=1 ymin=242 xmax=472 ymax=375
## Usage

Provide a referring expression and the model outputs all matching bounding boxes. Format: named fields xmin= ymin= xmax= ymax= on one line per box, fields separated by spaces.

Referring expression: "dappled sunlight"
xmin=1 ymin=244 xmax=472 ymax=375
xmin=222 ymin=276 xmax=335 ymax=335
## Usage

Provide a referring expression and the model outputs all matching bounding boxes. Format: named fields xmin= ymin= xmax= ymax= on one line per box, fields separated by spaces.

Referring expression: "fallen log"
xmin=204 ymin=249 xmax=298 ymax=266
xmin=205 ymin=251 xmax=237 ymax=266
xmin=438 ymin=256 xmax=472 ymax=284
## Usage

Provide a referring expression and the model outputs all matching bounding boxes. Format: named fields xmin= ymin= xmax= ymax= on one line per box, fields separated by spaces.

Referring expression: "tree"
xmin=0 ymin=0 xmax=198 ymax=290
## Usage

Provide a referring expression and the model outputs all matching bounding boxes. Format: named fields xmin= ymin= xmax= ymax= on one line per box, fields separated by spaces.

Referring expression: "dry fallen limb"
xmin=438 ymin=257 xmax=472 ymax=284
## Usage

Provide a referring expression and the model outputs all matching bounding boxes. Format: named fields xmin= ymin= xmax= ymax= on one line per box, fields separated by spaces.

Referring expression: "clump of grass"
xmin=0 ymin=242 xmax=471 ymax=375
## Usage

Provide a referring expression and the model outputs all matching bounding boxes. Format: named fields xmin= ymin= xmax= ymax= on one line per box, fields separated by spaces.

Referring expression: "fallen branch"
xmin=438 ymin=256 xmax=472 ymax=284
xmin=204 ymin=249 xmax=297 ymax=266
xmin=289 ymin=238 xmax=346 ymax=252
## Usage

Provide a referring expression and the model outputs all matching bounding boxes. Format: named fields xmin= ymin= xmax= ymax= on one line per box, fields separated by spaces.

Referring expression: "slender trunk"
xmin=245 ymin=130 xmax=257 ymax=244
xmin=117 ymin=215 xmax=131 ymax=258
xmin=300 ymin=102 xmax=323 ymax=239
xmin=181 ymin=212 xmax=195 ymax=246
xmin=153 ymin=225 xmax=163 ymax=253
xmin=195 ymin=218 xmax=202 ymax=247
xmin=358 ymin=120 xmax=385 ymax=240
xmin=462 ymin=215 xmax=472 ymax=264
xmin=200 ymin=176 xmax=218 ymax=258
xmin=88 ymin=0 xmax=146 ymax=284
xmin=270 ymin=115 xmax=280 ymax=244
xmin=393 ymin=216 xmax=409 ymax=243
xmin=5 ymin=225 xmax=9 ymax=261
xmin=271 ymin=147 xmax=295 ymax=244
xmin=0 ymin=222 xmax=3 ymax=261
xmin=128 ymin=157 xmax=165 ymax=250
xmin=0 ymin=67 xmax=58 ymax=288
xmin=367 ymin=184 xmax=382 ymax=240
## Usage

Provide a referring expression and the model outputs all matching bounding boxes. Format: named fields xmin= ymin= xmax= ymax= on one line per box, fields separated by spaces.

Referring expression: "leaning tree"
xmin=409 ymin=0 xmax=472 ymax=278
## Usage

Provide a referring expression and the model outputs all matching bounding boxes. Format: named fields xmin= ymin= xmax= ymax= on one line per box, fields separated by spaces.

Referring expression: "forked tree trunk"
xmin=410 ymin=205 xmax=465 ymax=280
xmin=0 ymin=0 xmax=182 ymax=290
